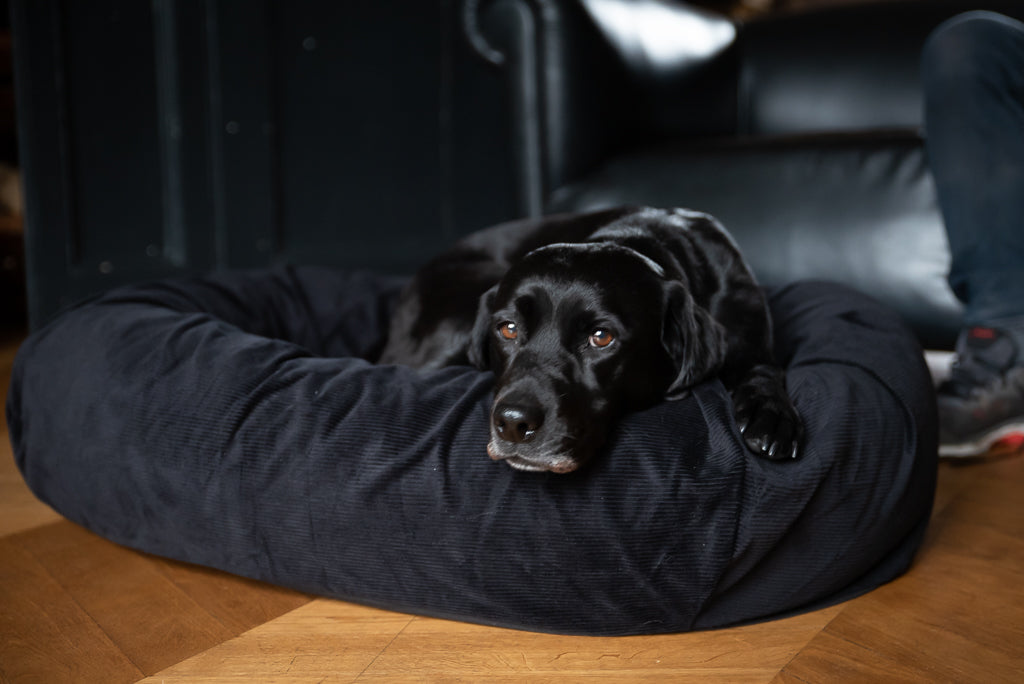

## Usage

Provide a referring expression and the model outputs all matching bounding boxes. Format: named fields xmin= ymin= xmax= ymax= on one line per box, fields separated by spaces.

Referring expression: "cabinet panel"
xmin=13 ymin=0 xmax=519 ymax=327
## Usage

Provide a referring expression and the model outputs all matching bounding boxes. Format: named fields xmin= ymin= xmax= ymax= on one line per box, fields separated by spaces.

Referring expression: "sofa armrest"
xmin=465 ymin=0 xmax=739 ymax=213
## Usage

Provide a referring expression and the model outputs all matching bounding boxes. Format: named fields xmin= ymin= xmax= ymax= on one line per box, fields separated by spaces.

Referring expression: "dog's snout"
xmin=493 ymin=403 xmax=544 ymax=443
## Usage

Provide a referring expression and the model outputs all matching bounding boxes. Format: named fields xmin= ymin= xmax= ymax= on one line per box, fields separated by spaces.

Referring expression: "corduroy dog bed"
xmin=7 ymin=266 xmax=936 ymax=635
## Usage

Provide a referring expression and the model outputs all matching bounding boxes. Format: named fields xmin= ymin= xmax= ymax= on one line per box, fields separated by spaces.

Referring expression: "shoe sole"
xmin=939 ymin=420 xmax=1024 ymax=458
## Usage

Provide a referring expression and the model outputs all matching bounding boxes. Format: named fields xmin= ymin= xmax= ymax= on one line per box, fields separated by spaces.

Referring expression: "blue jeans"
xmin=922 ymin=11 xmax=1024 ymax=325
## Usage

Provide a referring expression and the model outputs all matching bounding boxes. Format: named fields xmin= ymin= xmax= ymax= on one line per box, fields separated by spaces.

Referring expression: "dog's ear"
xmin=662 ymin=282 xmax=728 ymax=399
xmin=467 ymin=285 xmax=499 ymax=370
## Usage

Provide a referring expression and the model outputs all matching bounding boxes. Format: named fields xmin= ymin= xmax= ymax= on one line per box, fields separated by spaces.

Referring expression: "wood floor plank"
xmin=355 ymin=604 xmax=844 ymax=681
xmin=937 ymin=457 xmax=1024 ymax=535
xmin=782 ymin=589 xmax=1024 ymax=684
xmin=778 ymin=460 xmax=1024 ymax=684
xmin=772 ymin=628 xmax=941 ymax=684
xmin=141 ymin=599 xmax=416 ymax=682
xmin=931 ymin=460 xmax=984 ymax=518
xmin=15 ymin=520 xmax=237 ymax=675
xmin=358 ymin=673 xmax=776 ymax=683
xmin=145 ymin=600 xmax=842 ymax=682
xmin=0 ymin=535 xmax=144 ymax=683
xmin=5 ymin=520 xmax=314 ymax=679
xmin=0 ymin=471 xmax=61 ymax=537
xmin=155 ymin=557 xmax=311 ymax=635
xmin=870 ymin=523 xmax=1024 ymax=662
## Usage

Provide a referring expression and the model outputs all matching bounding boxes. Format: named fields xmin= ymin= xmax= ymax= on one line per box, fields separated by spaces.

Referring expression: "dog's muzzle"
xmin=487 ymin=397 xmax=580 ymax=473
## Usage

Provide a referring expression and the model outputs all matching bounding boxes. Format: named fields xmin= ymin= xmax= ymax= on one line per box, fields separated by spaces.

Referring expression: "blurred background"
xmin=0 ymin=0 xmax=875 ymax=335
xmin=5 ymin=0 xmax=1020 ymax=348
xmin=0 ymin=0 xmax=23 ymax=336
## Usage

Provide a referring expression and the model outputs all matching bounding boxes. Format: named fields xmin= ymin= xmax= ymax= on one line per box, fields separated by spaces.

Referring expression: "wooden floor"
xmin=2 ymin=333 xmax=1023 ymax=683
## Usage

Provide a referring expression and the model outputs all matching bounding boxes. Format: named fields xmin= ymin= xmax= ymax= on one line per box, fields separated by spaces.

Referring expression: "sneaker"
xmin=937 ymin=326 xmax=1024 ymax=458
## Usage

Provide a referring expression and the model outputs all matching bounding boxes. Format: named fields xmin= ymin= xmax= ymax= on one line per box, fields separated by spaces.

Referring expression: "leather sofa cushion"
xmin=548 ymin=132 xmax=962 ymax=349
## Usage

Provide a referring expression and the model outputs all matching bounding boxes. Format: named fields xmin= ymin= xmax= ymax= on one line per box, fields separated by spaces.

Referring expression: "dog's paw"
xmin=733 ymin=384 xmax=803 ymax=461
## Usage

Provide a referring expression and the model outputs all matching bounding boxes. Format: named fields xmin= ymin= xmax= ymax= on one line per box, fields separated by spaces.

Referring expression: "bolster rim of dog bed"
xmin=6 ymin=265 xmax=937 ymax=635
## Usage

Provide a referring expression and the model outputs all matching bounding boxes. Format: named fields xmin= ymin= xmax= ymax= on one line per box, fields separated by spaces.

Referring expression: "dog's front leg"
xmin=727 ymin=363 xmax=803 ymax=460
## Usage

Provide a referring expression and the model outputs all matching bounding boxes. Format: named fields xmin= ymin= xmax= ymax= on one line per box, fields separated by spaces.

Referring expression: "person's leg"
xmin=924 ymin=10 xmax=1024 ymax=327
xmin=922 ymin=11 xmax=1024 ymax=457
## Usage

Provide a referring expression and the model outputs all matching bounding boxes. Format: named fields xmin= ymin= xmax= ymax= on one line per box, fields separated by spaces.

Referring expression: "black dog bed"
xmin=7 ymin=266 xmax=937 ymax=636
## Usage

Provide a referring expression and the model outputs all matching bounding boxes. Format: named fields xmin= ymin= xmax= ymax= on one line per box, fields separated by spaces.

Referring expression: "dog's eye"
xmin=588 ymin=328 xmax=615 ymax=349
xmin=498 ymin=321 xmax=518 ymax=340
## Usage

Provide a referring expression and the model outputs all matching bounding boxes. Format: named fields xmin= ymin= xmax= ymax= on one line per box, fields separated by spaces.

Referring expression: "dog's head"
xmin=468 ymin=241 xmax=726 ymax=473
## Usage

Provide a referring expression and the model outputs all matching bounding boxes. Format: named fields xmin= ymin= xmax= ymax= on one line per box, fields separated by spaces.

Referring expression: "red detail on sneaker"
xmin=970 ymin=327 xmax=997 ymax=339
xmin=992 ymin=433 xmax=1024 ymax=454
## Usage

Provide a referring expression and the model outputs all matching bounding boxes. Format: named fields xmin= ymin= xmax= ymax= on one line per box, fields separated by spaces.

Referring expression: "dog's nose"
xmin=493 ymin=403 xmax=544 ymax=443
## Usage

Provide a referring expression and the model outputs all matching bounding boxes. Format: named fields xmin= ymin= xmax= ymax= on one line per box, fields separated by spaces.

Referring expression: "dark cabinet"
xmin=13 ymin=0 xmax=521 ymax=326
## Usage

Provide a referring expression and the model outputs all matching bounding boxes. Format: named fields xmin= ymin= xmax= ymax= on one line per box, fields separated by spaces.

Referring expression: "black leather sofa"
xmin=468 ymin=0 xmax=1024 ymax=349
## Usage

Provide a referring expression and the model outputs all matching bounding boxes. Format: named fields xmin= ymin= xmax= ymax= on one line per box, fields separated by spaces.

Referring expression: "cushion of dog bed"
xmin=7 ymin=266 xmax=937 ymax=636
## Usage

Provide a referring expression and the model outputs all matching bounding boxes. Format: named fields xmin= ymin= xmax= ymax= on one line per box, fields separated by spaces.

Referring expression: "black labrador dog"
xmin=379 ymin=206 xmax=801 ymax=473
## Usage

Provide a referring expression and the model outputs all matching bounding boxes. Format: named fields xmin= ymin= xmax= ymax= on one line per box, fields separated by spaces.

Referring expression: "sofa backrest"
xmin=738 ymin=0 xmax=1024 ymax=136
